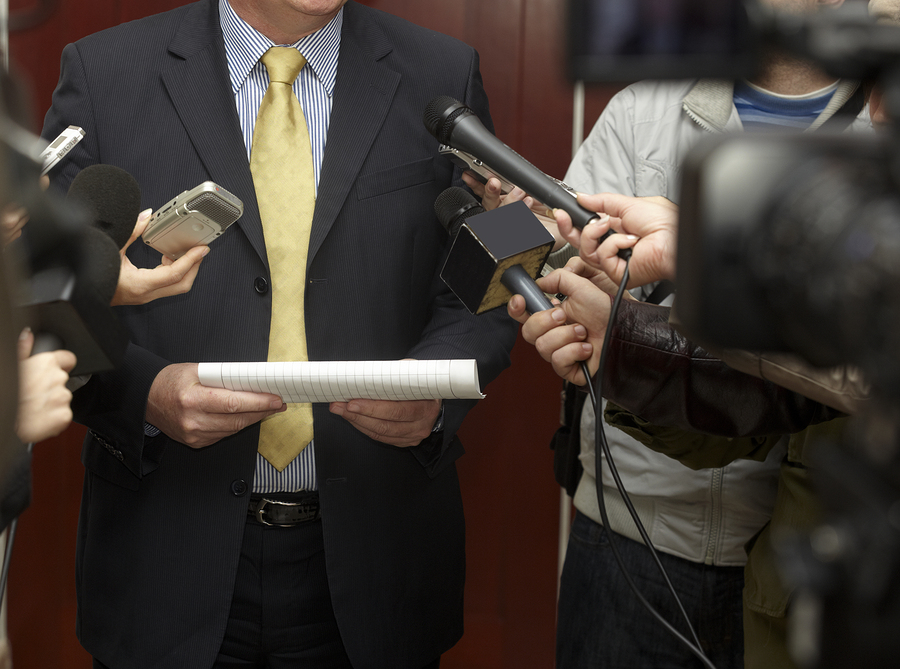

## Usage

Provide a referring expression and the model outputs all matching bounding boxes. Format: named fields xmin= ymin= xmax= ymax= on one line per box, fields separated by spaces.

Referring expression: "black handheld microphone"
xmin=425 ymin=96 xmax=630 ymax=260
xmin=23 ymin=222 xmax=127 ymax=371
xmin=66 ymin=164 xmax=142 ymax=250
xmin=17 ymin=166 xmax=133 ymax=373
xmin=434 ymin=187 xmax=554 ymax=315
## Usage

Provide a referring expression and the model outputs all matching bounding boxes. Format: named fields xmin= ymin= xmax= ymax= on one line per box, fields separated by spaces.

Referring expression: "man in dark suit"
xmin=42 ymin=1 xmax=516 ymax=667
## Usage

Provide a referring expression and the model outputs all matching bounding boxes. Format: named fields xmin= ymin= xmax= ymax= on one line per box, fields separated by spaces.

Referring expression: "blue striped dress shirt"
xmin=220 ymin=0 xmax=343 ymax=492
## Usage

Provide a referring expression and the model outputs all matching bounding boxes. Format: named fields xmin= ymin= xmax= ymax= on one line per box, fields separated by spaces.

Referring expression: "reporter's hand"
xmin=562 ymin=255 xmax=633 ymax=298
xmin=112 ymin=209 xmax=210 ymax=306
xmin=329 ymin=397 xmax=442 ymax=448
xmin=462 ymin=171 xmax=505 ymax=211
xmin=1 ymin=206 xmax=28 ymax=247
xmin=145 ymin=363 xmax=286 ymax=449
xmin=508 ymin=265 xmax=613 ymax=386
xmin=461 ymin=172 xmax=566 ymax=250
xmin=555 ymin=192 xmax=678 ymax=288
xmin=15 ymin=328 xmax=77 ymax=443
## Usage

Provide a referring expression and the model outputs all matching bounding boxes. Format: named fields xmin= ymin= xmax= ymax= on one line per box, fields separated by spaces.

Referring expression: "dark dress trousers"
xmin=42 ymin=2 xmax=517 ymax=667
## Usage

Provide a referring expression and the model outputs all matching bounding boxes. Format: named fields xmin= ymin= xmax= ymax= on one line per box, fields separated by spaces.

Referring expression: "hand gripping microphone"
xmin=434 ymin=187 xmax=554 ymax=315
xmin=424 ymin=96 xmax=630 ymax=259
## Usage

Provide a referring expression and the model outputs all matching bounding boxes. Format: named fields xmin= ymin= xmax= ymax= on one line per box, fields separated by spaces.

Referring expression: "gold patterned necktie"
xmin=251 ymin=47 xmax=315 ymax=471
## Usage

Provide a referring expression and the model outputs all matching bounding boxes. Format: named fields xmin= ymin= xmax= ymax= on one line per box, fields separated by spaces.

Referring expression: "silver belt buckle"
xmin=255 ymin=498 xmax=290 ymax=527
xmin=254 ymin=497 xmax=318 ymax=526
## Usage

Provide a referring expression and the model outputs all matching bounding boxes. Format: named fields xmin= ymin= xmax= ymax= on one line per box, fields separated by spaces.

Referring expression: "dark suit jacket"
xmin=42 ymin=2 xmax=516 ymax=667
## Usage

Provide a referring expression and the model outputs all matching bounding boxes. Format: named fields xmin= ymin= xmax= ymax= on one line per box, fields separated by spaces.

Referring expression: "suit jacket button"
xmin=254 ymin=276 xmax=269 ymax=294
xmin=231 ymin=479 xmax=248 ymax=496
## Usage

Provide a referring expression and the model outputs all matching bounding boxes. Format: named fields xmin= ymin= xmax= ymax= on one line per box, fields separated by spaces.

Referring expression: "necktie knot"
xmin=261 ymin=47 xmax=306 ymax=86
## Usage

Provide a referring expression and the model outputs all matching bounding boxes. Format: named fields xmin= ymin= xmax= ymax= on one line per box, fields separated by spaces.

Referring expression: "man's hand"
xmin=555 ymin=192 xmax=678 ymax=288
xmin=462 ymin=171 xmax=505 ymax=211
xmin=145 ymin=363 xmax=286 ymax=449
xmin=329 ymin=398 xmax=442 ymax=447
xmin=1 ymin=205 xmax=28 ymax=247
xmin=563 ymin=255 xmax=633 ymax=298
xmin=461 ymin=172 xmax=567 ymax=250
xmin=508 ymin=264 xmax=613 ymax=386
xmin=16 ymin=328 xmax=77 ymax=443
xmin=112 ymin=209 xmax=210 ymax=306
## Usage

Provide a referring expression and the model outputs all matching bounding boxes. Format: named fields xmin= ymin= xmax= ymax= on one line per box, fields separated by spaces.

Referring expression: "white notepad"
xmin=197 ymin=359 xmax=485 ymax=403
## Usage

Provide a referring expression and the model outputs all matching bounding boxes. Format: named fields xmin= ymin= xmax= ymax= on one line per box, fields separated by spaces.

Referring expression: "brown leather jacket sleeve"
xmin=598 ymin=301 xmax=843 ymax=438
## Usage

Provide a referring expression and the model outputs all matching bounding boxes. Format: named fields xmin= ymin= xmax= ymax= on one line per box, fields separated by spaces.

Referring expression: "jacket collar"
xmin=683 ymin=78 xmax=865 ymax=135
xmin=682 ymin=80 xmax=738 ymax=133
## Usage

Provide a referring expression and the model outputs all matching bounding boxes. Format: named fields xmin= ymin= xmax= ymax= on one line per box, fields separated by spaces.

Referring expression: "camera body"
xmin=676 ymin=132 xmax=900 ymax=373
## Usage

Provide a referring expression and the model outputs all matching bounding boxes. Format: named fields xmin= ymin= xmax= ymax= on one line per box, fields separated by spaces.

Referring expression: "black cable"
xmin=582 ymin=261 xmax=716 ymax=669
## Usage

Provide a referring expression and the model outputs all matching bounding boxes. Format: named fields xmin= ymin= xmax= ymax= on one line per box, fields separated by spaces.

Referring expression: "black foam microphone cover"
xmin=434 ymin=187 xmax=554 ymax=315
xmin=434 ymin=186 xmax=485 ymax=237
xmin=66 ymin=164 xmax=141 ymax=249
xmin=78 ymin=226 xmax=122 ymax=305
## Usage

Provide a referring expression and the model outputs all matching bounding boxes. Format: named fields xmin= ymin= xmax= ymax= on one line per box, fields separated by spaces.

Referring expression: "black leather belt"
xmin=247 ymin=492 xmax=320 ymax=527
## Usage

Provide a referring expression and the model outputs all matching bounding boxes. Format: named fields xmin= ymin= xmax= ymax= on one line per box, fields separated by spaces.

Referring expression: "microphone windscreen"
xmin=434 ymin=187 xmax=484 ymax=237
xmin=423 ymin=96 xmax=465 ymax=144
xmin=67 ymin=164 xmax=141 ymax=250
xmin=78 ymin=226 xmax=121 ymax=305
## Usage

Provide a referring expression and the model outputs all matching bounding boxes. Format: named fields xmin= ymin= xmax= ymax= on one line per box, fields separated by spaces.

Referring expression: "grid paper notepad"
xmin=197 ymin=359 xmax=485 ymax=403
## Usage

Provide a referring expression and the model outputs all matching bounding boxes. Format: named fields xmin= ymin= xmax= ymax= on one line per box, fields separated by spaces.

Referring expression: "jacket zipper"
xmin=683 ymin=104 xmax=718 ymax=134
xmin=705 ymin=467 xmax=724 ymax=565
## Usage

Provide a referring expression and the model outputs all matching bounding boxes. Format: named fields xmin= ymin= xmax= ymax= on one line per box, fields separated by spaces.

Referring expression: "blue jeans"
xmin=557 ymin=511 xmax=745 ymax=669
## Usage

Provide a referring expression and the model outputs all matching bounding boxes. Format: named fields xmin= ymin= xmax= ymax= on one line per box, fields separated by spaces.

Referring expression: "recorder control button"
xmin=254 ymin=276 xmax=269 ymax=295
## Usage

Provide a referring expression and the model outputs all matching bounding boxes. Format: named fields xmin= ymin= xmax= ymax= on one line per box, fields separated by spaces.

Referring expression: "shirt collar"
xmin=220 ymin=0 xmax=342 ymax=97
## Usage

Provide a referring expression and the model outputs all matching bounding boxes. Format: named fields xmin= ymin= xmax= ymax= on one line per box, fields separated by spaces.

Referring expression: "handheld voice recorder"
xmin=40 ymin=126 xmax=85 ymax=176
xmin=439 ymin=144 xmax=515 ymax=194
xmin=142 ymin=181 xmax=243 ymax=259
xmin=438 ymin=144 xmax=579 ymax=211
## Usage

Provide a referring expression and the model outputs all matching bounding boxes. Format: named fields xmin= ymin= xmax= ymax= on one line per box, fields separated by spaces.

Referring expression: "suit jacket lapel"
xmin=160 ymin=0 xmax=268 ymax=266
xmin=308 ymin=4 xmax=400 ymax=264
xmin=156 ymin=1 xmax=398 ymax=270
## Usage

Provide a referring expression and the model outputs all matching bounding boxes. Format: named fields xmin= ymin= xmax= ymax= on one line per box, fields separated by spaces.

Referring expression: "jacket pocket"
xmin=82 ymin=431 xmax=141 ymax=491
xmin=356 ymin=157 xmax=435 ymax=200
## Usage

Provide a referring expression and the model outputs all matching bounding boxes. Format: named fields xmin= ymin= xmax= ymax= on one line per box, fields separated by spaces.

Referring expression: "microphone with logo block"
xmin=434 ymin=186 xmax=555 ymax=315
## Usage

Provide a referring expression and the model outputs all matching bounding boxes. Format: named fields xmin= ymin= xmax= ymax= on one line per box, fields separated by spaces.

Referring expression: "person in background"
xmin=476 ymin=0 xmax=869 ymax=666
